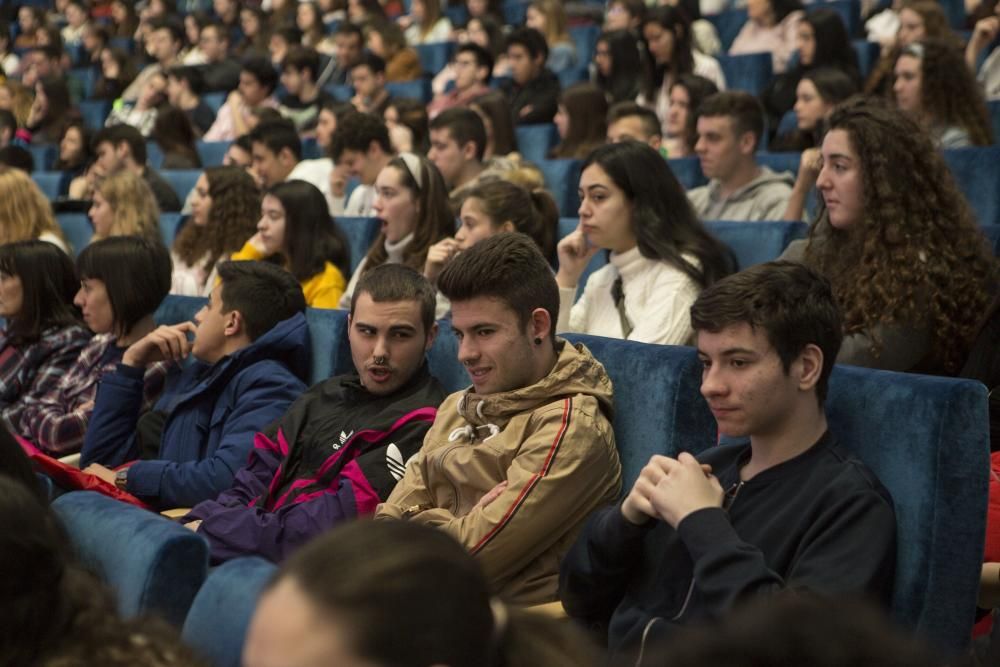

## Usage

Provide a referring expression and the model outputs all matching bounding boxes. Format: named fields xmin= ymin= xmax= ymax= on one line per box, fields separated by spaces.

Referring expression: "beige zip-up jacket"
xmin=376 ymin=340 xmax=622 ymax=604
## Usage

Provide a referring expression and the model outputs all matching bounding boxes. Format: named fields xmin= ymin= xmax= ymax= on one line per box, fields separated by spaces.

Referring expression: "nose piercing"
xmin=374 ymin=355 xmax=387 ymax=365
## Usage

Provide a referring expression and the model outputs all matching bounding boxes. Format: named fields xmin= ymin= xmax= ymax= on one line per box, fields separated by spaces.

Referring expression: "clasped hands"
xmin=621 ymin=453 xmax=724 ymax=529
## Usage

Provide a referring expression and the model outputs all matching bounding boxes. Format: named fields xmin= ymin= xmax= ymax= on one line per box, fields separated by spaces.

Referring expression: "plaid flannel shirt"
xmin=15 ymin=333 xmax=169 ymax=456
xmin=0 ymin=325 xmax=92 ymax=431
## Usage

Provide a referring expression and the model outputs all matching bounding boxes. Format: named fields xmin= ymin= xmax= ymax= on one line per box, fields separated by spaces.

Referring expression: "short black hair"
xmin=200 ymin=19 xmax=230 ymax=43
xmin=330 ymin=111 xmax=391 ymax=161
xmin=77 ymin=237 xmax=172 ymax=338
xmin=505 ymin=27 xmax=548 ymax=62
xmin=0 ymin=146 xmax=33 ymax=173
xmin=429 ymin=108 xmax=487 ymax=162
xmin=335 ymin=22 xmax=364 ymax=42
xmin=150 ymin=17 xmax=185 ymax=46
xmin=607 ymin=101 xmax=662 ymax=138
xmin=216 ymin=261 xmax=307 ymax=341
xmin=250 ymin=118 xmax=302 ymax=161
xmin=350 ymin=263 xmax=437 ymax=335
xmin=690 ymin=260 xmax=843 ymax=403
xmin=695 ymin=91 xmax=766 ymax=152
xmin=282 ymin=44 xmax=320 ymax=80
xmin=272 ymin=25 xmax=304 ymax=45
xmin=0 ymin=240 xmax=81 ymax=346
xmin=166 ymin=65 xmax=205 ymax=96
xmin=94 ymin=124 xmax=147 ymax=165
xmin=241 ymin=54 xmax=279 ymax=94
xmin=351 ymin=51 xmax=386 ymax=75
xmin=455 ymin=43 xmax=494 ymax=80
xmin=437 ymin=233 xmax=559 ymax=343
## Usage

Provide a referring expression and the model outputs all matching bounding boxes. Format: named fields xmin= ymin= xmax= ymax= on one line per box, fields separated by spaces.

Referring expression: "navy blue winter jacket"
xmin=81 ymin=312 xmax=311 ymax=508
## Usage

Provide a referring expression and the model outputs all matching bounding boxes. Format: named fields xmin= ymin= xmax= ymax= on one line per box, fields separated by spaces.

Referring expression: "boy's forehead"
xmin=353 ymin=294 xmax=423 ymax=327
xmin=696 ymin=321 xmax=771 ymax=354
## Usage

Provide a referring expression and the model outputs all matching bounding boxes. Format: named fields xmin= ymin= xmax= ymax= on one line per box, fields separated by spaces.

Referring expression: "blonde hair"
xmin=0 ymin=80 xmax=33 ymax=127
xmin=0 ymin=167 xmax=66 ymax=246
xmin=94 ymin=171 xmax=161 ymax=242
xmin=529 ymin=0 xmax=569 ymax=46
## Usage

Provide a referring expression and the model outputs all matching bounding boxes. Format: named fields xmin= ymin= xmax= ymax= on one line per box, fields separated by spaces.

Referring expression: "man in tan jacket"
xmin=376 ymin=233 xmax=623 ymax=604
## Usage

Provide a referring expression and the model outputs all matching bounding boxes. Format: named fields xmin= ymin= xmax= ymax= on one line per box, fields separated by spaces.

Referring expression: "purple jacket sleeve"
xmin=192 ymin=463 xmax=367 ymax=563
xmin=186 ymin=430 xmax=287 ymax=515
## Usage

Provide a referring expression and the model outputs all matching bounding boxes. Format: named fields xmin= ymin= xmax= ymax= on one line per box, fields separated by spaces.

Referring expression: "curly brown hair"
xmin=896 ymin=38 xmax=994 ymax=146
xmin=173 ymin=166 xmax=262 ymax=271
xmin=804 ymin=97 xmax=998 ymax=374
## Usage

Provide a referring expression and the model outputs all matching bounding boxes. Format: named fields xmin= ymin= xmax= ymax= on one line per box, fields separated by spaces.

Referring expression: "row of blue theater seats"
xmin=50 ymin=296 xmax=991 ymax=667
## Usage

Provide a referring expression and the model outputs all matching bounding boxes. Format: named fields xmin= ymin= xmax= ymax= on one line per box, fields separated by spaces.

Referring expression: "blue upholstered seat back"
xmin=182 ymin=557 xmax=277 ymax=667
xmin=823 ymin=366 xmax=988 ymax=655
xmin=305 ymin=308 xmax=352 ymax=386
xmin=705 ymin=220 xmax=808 ymax=269
xmin=51 ymin=491 xmax=209 ymax=626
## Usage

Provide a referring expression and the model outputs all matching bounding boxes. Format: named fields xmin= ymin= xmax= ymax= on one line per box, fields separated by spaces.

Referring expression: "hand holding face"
xmin=555 ymin=225 xmax=599 ymax=288
xmin=122 ymin=322 xmax=197 ymax=368
xmin=423 ymin=238 xmax=460 ymax=282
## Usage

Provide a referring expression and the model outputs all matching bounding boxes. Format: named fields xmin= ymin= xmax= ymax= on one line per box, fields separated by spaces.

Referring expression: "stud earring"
xmin=533 ymin=337 xmax=542 ymax=345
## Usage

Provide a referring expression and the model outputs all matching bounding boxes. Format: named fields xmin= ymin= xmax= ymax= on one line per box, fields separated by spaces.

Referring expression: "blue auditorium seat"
xmin=503 ymin=0 xmax=530 ymax=25
xmin=323 ymin=83 xmax=355 ymax=102
xmin=443 ymin=4 xmax=469 ymax=26
xmin=160 ymin=213 xmax=184 ymax=246
xmin=108 ymin=36 xmax=135 ymax=53
xmin=79 ymin=100 xmax=111 ymax=130
xmin=301 ymin=137 xmax=321 ymax=160
xmin=202 ymin=92 xmax=227 ymax=114
xmin=28 ymin=144 xmax=57 ymax=171
xmin=716 ymin=52 xmax=773 ymax=96
xmin=51 ymin=491 xmax=210 ymax=627
xmin=56 ymin=213 xmax=93 ymax=255
xmin=68 ymin=66 xmax=96 ymax=99
xmin=777 ymin=109 xmax=798 ymax=136
xmin=162 ymin=169 xmax=203 ymax=203
xmin=514 ymin=123 xmax=559 ymax=164
xmin=335 ymin=216 xmax=382 ymax=275
xmin=705 ymin=220 xmax=808 ymax=269
xmin=305 ymin=307 xmax=353 ymax=386
xmin=853 ymin=39 xmax=881 ymax=78
xmin=155 ymin=295 xmax=206 ymax=327
xmin=942 ymin=146 xmax=1000 ymax=227
xmin=386 ymin=79 xmax=431 ymax=103
xmin=569 ymin=24 xmax=601 ymax=64
xmin=982 ymin=224 xmax=1000 ymax=256
xmin=33 ymin=170 xmax=64 ymax=199
xmin=415 ymin=41 xmax=456 ymax=76
xmin=182 ymin=557 xmax=277 ymax=667
xmin=147 ymin=142 xmax=165 ymax=169
xmin=667 ymin=156 xmax=707 ymax=190
xmin=196 ymin=141 xmax=232 ymax=167
xmin=705 ymin=8 xmax=749 ymax=51
xmin=537 ymin=159 xmax=583 ymax=217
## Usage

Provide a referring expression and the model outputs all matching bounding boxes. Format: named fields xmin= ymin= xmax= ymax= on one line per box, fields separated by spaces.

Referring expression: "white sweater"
xmin=556 ymin=246 xmax=701 ymax=345
xmin=338 ymin=232 xmax=414 ymax=309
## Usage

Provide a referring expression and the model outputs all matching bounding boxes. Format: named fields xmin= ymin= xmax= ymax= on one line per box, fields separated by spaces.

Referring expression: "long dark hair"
xmin=551 ymin=83 xmax=608 ymax=160
xmin=36 ymin=76 xmax=74 ymax=139
xmin=583 ymin=141 xmax=734 ymax=287
xmin=0 ymin=241 xmax=82 ymax=346
xmin=801 ymin=8 xmax=859 ymax=82
xmin=594 ymin=29 xmax=641 ymax=104
xmin=640 ymin=5 xmax=694 ymax=100
xmin=470 ymin=91 xmax=517 ymax=157
xmin=266 ymin=180 xmax=351 ymax=281
xmin=173 ymin=166 xmax=261 ymax=270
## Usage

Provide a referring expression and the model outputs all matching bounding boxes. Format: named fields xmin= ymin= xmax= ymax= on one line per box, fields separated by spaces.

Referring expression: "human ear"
xmin=796 ymin=343 xmax=824 ymax=392
xmin=224 ymin=310 xmax=242 ymax=337
xmin=529 ymin=307 xmax=552 ymax=345
xmin=424 ymin=321 xmax=439 ymax=351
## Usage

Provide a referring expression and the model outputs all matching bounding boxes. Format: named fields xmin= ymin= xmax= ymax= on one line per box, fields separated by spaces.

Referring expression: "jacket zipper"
xmin=634 ymin=478 xmax=747 ymax=666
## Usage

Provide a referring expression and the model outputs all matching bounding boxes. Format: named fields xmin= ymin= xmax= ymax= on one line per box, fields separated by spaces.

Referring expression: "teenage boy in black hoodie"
xmin=559 ymin=261 xmax=896 ymax=664
xmin=501 ymin=28 xmax=560 ymax=125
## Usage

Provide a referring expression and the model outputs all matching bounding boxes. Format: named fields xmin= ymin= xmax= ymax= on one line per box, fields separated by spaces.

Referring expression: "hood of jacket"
xmin=196 ymin=310 xmax=312 ymax=387
xmin=449 ymin=339 xmax=614 ymax=443
xmin=707 ymin=165 xmax=794 ymax=203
